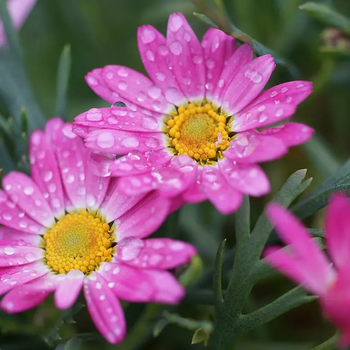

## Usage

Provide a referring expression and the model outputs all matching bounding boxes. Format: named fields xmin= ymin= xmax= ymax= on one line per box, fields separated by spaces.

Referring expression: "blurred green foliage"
xmin=0 ymin=0 xmax=350 ymax=349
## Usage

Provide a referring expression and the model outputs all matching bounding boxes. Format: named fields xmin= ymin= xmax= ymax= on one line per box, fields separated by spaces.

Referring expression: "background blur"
xmin=0 ymin=0 xmax=350 ymax=349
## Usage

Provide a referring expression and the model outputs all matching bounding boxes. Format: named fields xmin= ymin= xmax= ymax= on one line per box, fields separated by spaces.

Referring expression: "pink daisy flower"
xmin=265 ymin=194 xmax=350 ymax=347
xmin=73 ymin=12 xmax=314 ymax=214
xmin=0 ymin=118 xmax=196 ymax=344
xmin=0 ymin=0 xmax=36 ymax=47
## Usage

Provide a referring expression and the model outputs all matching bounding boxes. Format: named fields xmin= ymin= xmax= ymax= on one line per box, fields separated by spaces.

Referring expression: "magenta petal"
xmin=167 ymin=13 xmax=205 ymax=101
xmin=222 ymin=55 xmax=275 ymax=115
xmin=232 ymin=102 xmax=296 ymax=132
xmin=117 ymin=193 xmax=170 ymax=240
xmin=266 ymin=203 xmax=334 ymax=294
xmin=84 ymin=129 xmax=166 ymax=154
xmin=3 ymin=172 xmax=54 ymax=227
xmin=325 ymin=193 xmax=350 ymax=269
xmin=98 ymin=262 xmax=157 ymax=302
xmin=0 ymin=274 xmax=55 ymax=313
xmin=102 ymin=65 xmax=173 ymax=114
xmin=213 ymin=43 xmax=253 ymax=104
xmin=219 ymin=159 xmax=270 ymax=197
xmin=30 ymin=130 xmax=65 ymax=219
xmin=85 ymin=273 xmax=126 ymax=344
xmin=54 ymin=270 xmax=84 ymax=310
xmin=55 ymin=123 xmax=87 ymax=210
xmin=0 ymin=226 xmax=41 ymax=245
xmin=201 ymin=166 xmax=243 ymax=214
xmin=248 ymin=81 xmax=313 ymax=108
xmin=116 ymin=237 xmax=196 ymax=269
xmin=202 ymin=28 xmax=236 ymax=100
xmin=0 ymin=239 xmax=43 ymax=266
xmin=259 ymin=123 xmax=314 ymax=147
xmin=101 ymin=180 xmax=146 ymax=223
xmin=138 ymin=25 xmax=185 ymax=104
xmin=85 ymin=68 xmax=125 ymax=104
xmin=182 ymin=167 xmax=207 ymax=203
xmin=109 ymin=150 xmax=172 ymax=177
xmin=224 ymin=131 xmax=288 ymax=163
xmin=0 ymin=190 xmax=44 ymax=235
xmin=141 ymin=269 xmax=185 ymax=304
xmin=0 ymin=261 xmax=49 ymax=296
xmin=75 ymin=107 xmax=163 ymax=133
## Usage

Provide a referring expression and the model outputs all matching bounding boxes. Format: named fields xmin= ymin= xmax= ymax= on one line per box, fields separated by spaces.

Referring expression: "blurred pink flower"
xmin=0 ymin=118 xmax=195 ymax=344
xmin=265 ymin=194 xmax=350 ymax=347
xmin=0 ymin=0 xmax=36 ymax=47
xmin=73 ymin=12 xmax=314 ymax=214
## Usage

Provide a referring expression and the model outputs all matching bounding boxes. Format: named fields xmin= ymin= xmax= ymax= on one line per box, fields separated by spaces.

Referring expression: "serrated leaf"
xmin=57 ymin=333 xmax=98 ymax=350
xmin=300 ymin=2 xmax=350 ymax=36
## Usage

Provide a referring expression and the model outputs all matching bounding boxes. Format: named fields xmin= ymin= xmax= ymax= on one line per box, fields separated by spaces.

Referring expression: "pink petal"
xmin=182 ymin=167 xmax=207 ymax=203
xmin=138 ymin=25 xmax=185 ymax=104
xmin=30 ymin=130 xmax=65 ymax=219
xmin=167 ymin=13 xmax=205 ymax=101
xmin=0 ymin=0 xmax=36 ymax=47
xmin=117 ymin=155 xmax=197 ymax=197
xmin=259 ymin=123 xmax=314 ymax=147
xmin=101 ymin=180 xmax=146 ymax=223
xmin=247 ymin=81 xmax=313 ymax=108
xmin=3 ymin=172 xmax=54 ymax=227
xmin=0 ymin=226 xmax=41 ymax=245
xmin=325 ymin=193 xmax=350 ymax=269
xmin=116 ymin=237 xmax=196 ymax=269
xmin=84 ymin=128 xmax=166 ymax=154
xmin=100 ymin=262 xmax=184 ymax=303
xmin=224 ymin=131 xmax=288 ymax=163
xmin=141 ymin=269 xmax=185 ymax=304
xmin=232 ymin=102 xmax=296 ymax=132
xmin=0 ymin=190 xmax=44 ymax=235
xmin=202 ymin=28 xmax=236 ymax=100
xmin=109 ymin=150 xmax=172 ymax=177
xmin=75 ymin=107 xmax=163 ymax=133
xmin=85 ymin=273 xmax=126 ymax=344
xmin=54 ymin=270 xmax=84 ymax=310
xmin=201 ymin=165 xmax=243 ymax=214
xmin=222 ymin=55 xmax=275 ymax=115
xmin=117 ymin=192 xmax=170 ymax=240
xmin=0 ymin=239 xmax=43 ymax=266
xmin=265 ymin=247 xmax=330 ymax=296
xmin=266 ymin=203 xmax=334 ymax=294
xmin=102 ymin=65 xmax=173 ymax=114
xmin=213 ymin=43 xmax=253 ymax=104
xmin=44 ymin=118 xmax=65 ymax=146
xmin=55 ymin=123 xmax=87 ymax=209
xmin=0 ymin=261 xmax=49 ymax=296
xmin=0 ymin=274 xmax=55 ymax=313
xmin=219 ymin=159 xmax=270 ymax=197
xmin=84 ymin=150 xmax=110 ymax=212
xmin=98 ymin=262 xmax=158 ymax=302
xmin=85 ymin=68 xmax=125 ymax=104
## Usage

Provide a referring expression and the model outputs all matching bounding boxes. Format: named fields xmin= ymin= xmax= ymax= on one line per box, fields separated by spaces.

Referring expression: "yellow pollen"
xmin=44 ymin=210 xmax=115 ymax=275
xmin=164 ymin=102 xmax=232 ymax=165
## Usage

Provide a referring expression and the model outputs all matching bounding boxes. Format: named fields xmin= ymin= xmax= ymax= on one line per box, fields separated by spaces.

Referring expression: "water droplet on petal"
xmin=169 ymin=41 xmax=183 ymax=55
xmin=192 ymin=55 xmax=203 ymax=64
xmin=25 ymin=253 xmax=36 ymax=262
xmin=148 ymin=85 xmax=162 ymax=99
xmin=183 ymin=32 xmax=191 ymax=42
xmin=97 ymin=132 xmax=115 ymax=149
xmin=118 ymin=81 xmax=128 ymax=91
xmin=297 ymin=83 xmax=304 ymax=88
xmin=165 ymin=87 xmax=183 ymax=104
xmin=245 ymin=70 xmax=263 ymax=84
xmin=43 ymin=171 xmax=53 ymax=182
xmin=66 ymin=175 xmax=75 ymax=184
xmin=113 ymin=101 xmax=126 ymax=108
xmin=158 ymin=45 xmax=168 ymax=56
xmin=270 ymin=90 xmax=278 ymax=97
xmin=146 ymin=50 xmax=155 ymax=62
xmin=117 ymin=68 xmax=128 ymax=77
xmin=281 ymin=87 xmax=288 ymax=93
xmin=218 ymin=79 xmax=225 ymax=88
xmin=87 ymin=76 xmax=98 ymax=86
xmin=275 ymin=109 xmax=283 ymax=117
xmin=141 ymin=28 xmax=156 ymax=43
xmin=122 ymin=137 xmax=139 ymax=148
xmin=183 ymin=77 xmax=191 ymax=85
xmin=23 ymin=186 xmax=34 ymax=195
xmin=4 ymin=247 xmax=15 ymax=255
xmin=145 ymin=137 xmax=160 ymax=148
xmin=142 ymin=117 xmax=158 ymax=130
xmin=170 ymin=14 xmax=183 ymax=32
xmin=86 ymin=108 xmax=103 ymax=121
xmin=258 ymin=105 xmax=266 ymax=112
xmin=137 ymin=91 xmax=147 ymax=102
xmin=286 ymin=96 xmax=293 ymax=103
xmin=211 ymin=35 xmax=220 ymax=53
xmin=206 ymin=58 xmax=215 ymax=69
xmin=156 ymin=72 xmax=165 ymax=81
xmin=259 ymin=113 xmax=268 ymax=122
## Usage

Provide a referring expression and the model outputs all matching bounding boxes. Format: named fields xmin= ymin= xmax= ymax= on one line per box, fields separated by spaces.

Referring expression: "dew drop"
xmin=148 ymin=85 xmax=162 ymax=99
xmin=43 ymin=171 xmax=53 ymax=182
xmin=137 ymin=91 xmax=147 ymax=102
xmin=66 ymin=175 xmax=75 ymax=184
xmin=218 ymin=79 xmax=225 ymax=88
xmin=183 ymin=32 xmax=191 ymax=42
xmin=87 ymin=76 xmax=98 ymax=86
xmin=275 ymin=109 xmax=284 ymax=117
xmin=146 ymin=50 xmax=155 ymax=62
xmin=170 ymin=14 xmax=183 ymax=32
xmin=142 ymin=117 xmax=158 ymax=130
xmin=245 ymin=70 xmax=263 ymax=84
xmin=169 ymin=41 xmax=183 ymax=55
xmin=183 ymin=77 xmax=191 ymax=85
xmin=113 ymin=101 xmax=126 ymax=108
xmin=192 ymin=54 xmax=203 ymax=64
xmin=4 ymin=247 xmax=15 ymax=255
xmin=25 ymin=253 xmax=36 ymax=262
xmin=165 ymin=87 xmax=183 ymax=104
xmin=206 ymin=58 xmax=215 ymax=69
xmin=118 ymin=81 xmax=128 ymax=91
xmin=122 ymin=137 xmax=139 ymax=148
xmin=97 ymin=132 xmax=115 ymax=149
xmin=86 ymin=108 xmax=103 ymax=121
xmin=158 ymin=45 xmax=168 ymax=56
xmin=145 ymin=137 xmax=160 ymax=148
xmin=281 ymin=87 xmax=288 ymax=93
xmin=156 ymin=72 xmax=165 ymax=81
xmin=141 ymin=28 xmax=156 ymax=44
xmin=117 ymin=68 xmax=128 ymax=77
xmin=258 ymin=105 xmax=266 ymax=112
xmin=270 ymin=90 xmax=278 ymax=97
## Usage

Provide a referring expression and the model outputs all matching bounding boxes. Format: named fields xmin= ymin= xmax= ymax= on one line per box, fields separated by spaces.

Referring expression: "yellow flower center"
xmin=165 ymin=103 xmax=232 ymax=164
xmin=43 ymin=210 xmax=115 ymax=275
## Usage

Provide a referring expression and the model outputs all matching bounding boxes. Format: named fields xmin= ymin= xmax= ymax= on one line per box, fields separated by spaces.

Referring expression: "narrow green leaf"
xmin=300 ymin=2 xmax=350 ymax=36
xmin=193 ymin=12 xmax=217 ymax=27
xmin=153 ymin=319 xmax=169 ymax=337
xmin=235 ymin=196 xmax=250 ymax=243
xmin=58 ymin=333 xmax=98 ymax=350
xmin=20 ymin=108 xmax=28 ymax=138
xmin=239 ymin=287 xmax=316 ymax=333
xmin=179 ymin=255 xmax=203 ymax=288
xmin=308 ymin=228 xmax=325 ymax=238
xmin=192 ymin=328 xmax=210 ymax=345
xmin=56 ymin=44 xmax=72 ymax=119
xmin=311 ymin=333 xmax=339 ymax=350
xmin=214 ymin=239 xmax=226 ymax=306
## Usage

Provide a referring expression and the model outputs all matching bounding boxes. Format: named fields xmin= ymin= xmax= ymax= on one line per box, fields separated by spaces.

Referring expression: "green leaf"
xmin=56 ymin=45 xmax=72 ymax=119
xmin=57 ymin=333 xmax=99 ymax=350
xmin=311 ymin=333 xmax=339 ymax=350
xmin=214 ymin=239 xmax=226 ymax=306
xmin=0 ymin=0 xmax=46 ymax=132
xmin=179 ymin=255 xmax=203 ymax=287
xmin=300 ymin=2 xmax=350 ymax=36
xmin=192 ymin=328 xmax=210 ymax=346
xmin=235 ymin=196 xmax=250 ymax=242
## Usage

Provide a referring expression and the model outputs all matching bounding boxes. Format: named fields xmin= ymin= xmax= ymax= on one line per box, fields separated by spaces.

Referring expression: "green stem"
xmin=311 ymin=333 xmax=339 ymax=350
